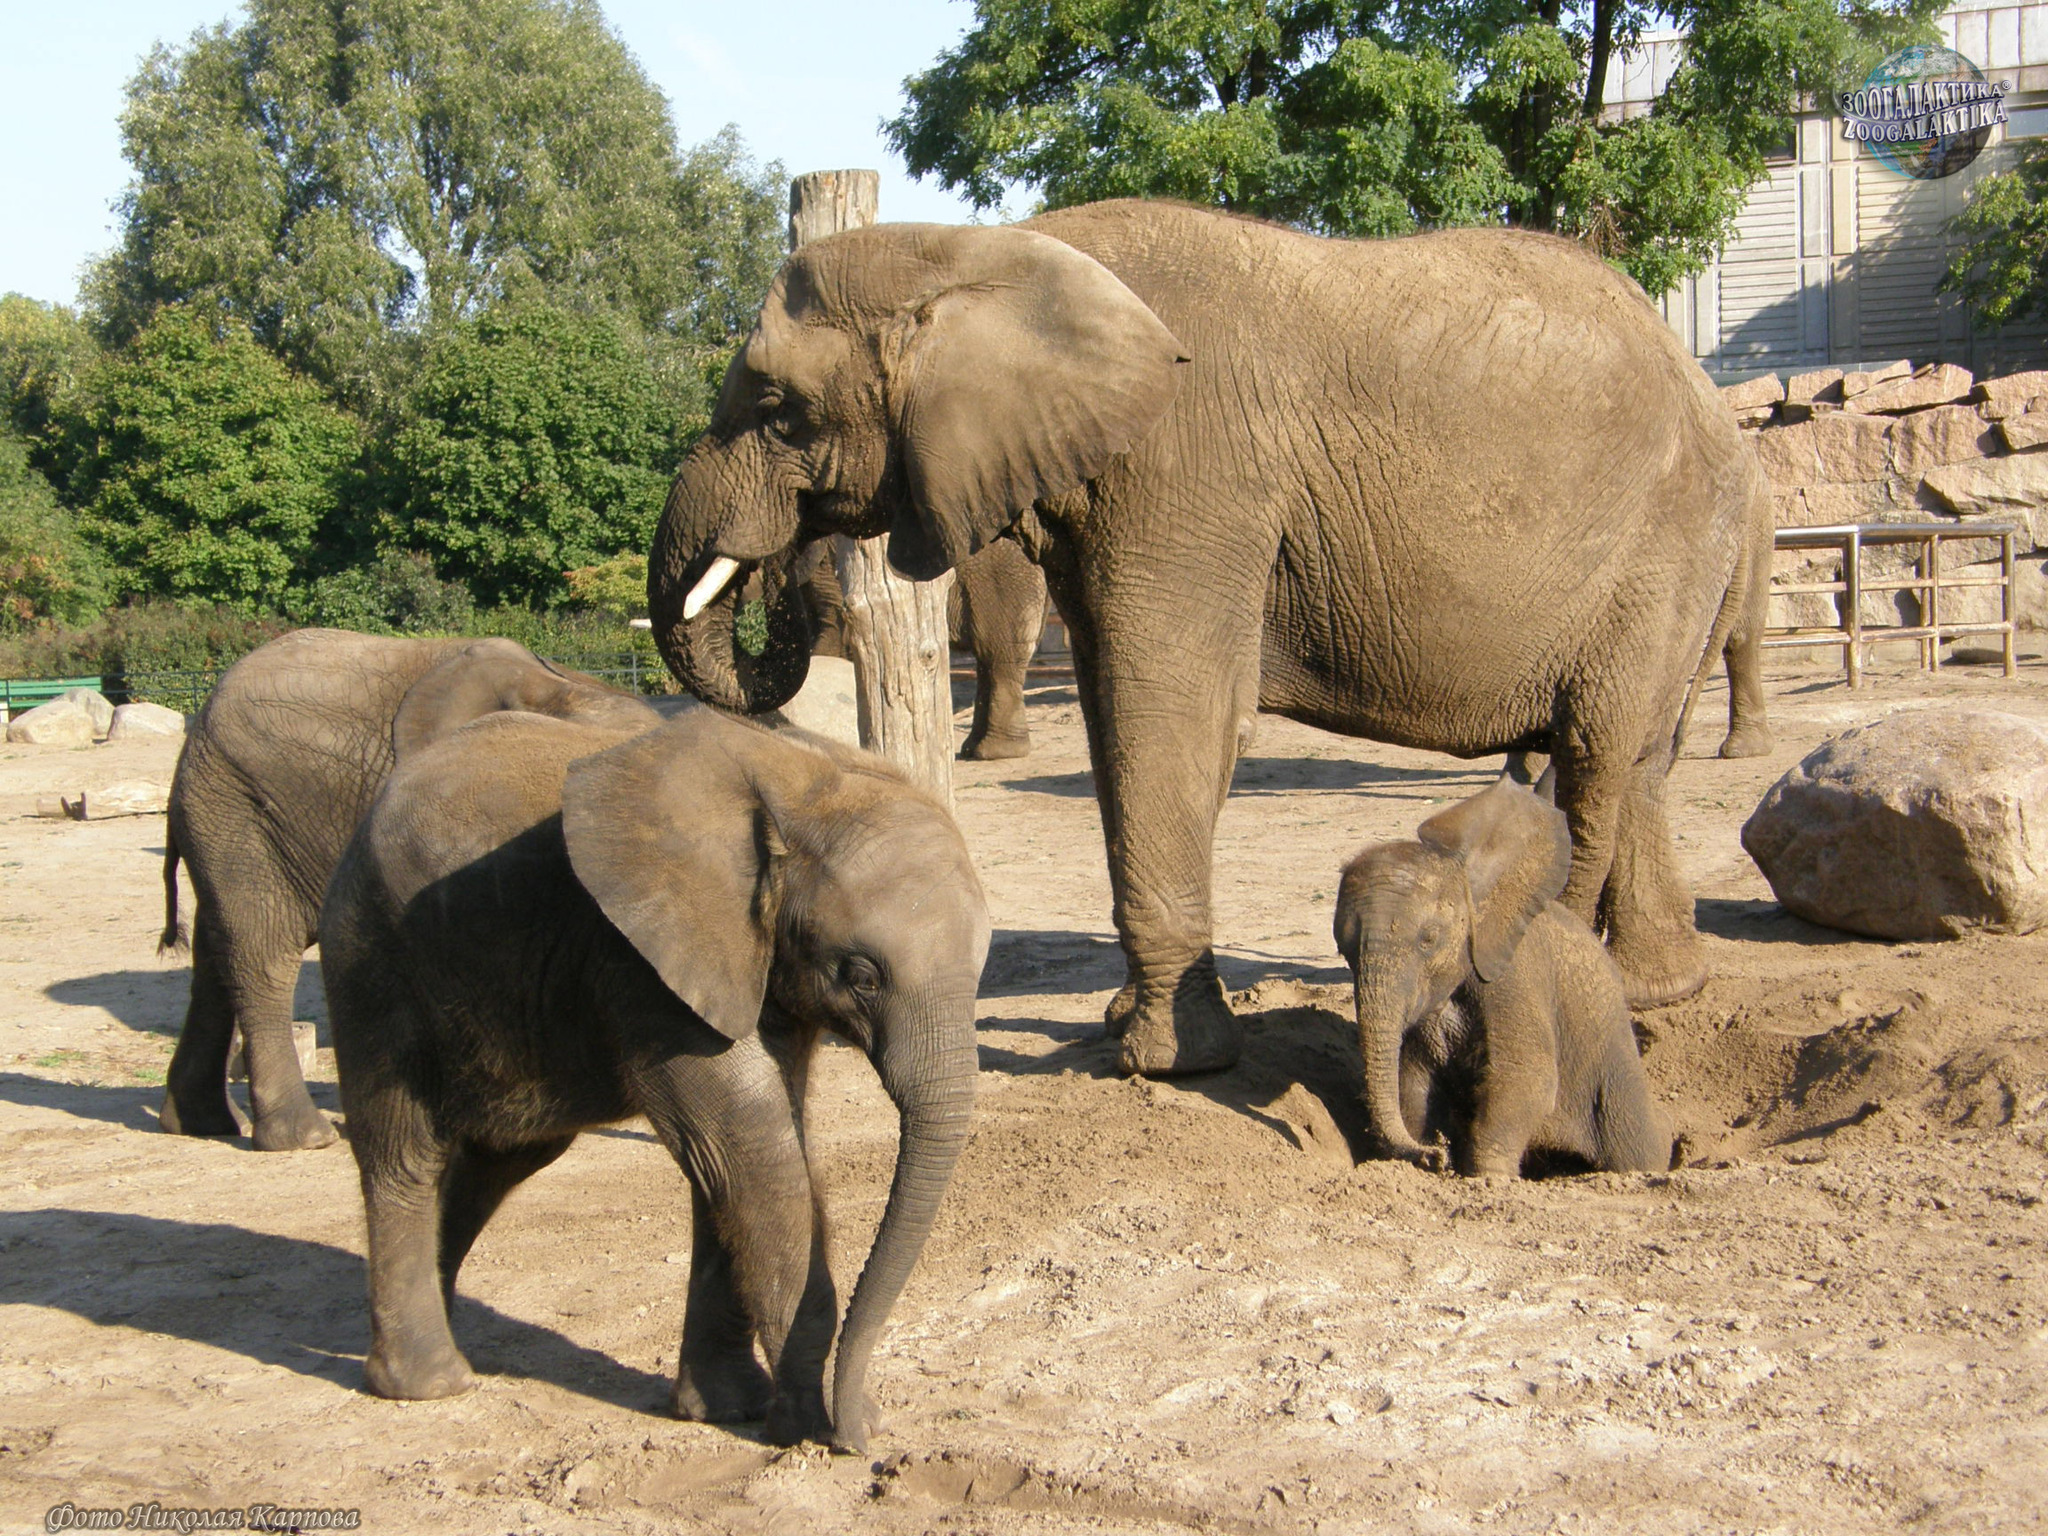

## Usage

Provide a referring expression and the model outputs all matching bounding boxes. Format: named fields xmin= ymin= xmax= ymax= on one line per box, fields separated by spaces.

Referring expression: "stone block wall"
xmin=1722 ymin=362 xmax=2048 ymax=638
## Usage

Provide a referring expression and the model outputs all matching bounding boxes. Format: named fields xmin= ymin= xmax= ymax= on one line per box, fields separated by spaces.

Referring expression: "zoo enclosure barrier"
xmin=4 ymin=651 xmax=673 ymax=720
xmin=1765 ymin=521 xmax=2020 ymax=685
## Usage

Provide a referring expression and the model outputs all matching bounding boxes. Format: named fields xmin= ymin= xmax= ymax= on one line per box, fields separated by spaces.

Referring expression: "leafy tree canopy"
xmin=387 ymin=299 xmax=678 ymax=606
xmin=1947 ymin=148 xmax=2048 ymax=325
xmin=87 ymin=0 xmax=782 ymax=406
xmin=887 ymin=0 xmax=1941 ymax=294
xmin=0 ymin=428 xmax=111 ymax=630
xmin=0 ymin=296 xmax=100 ymax=446
xmin=58 ymin=307 xmax=361 ymax=612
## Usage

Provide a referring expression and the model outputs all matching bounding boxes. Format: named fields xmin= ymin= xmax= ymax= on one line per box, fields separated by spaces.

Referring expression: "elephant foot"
xmin=365 ymin=1344 xmax=476 ymax=1401
xmin=1116 ymin=974 xmax=1241 ymax=1078
xmin=1717 ymin=723 xmax=1774 ymax=759
xmin=1613 ymin=933 xmax=1708 ymax=1008
xmin=251 ymin=1094 xmax=339 ymax=1152
xmin=1103 ymin=981 xmax=1138 ymax=1039
xmin=158 ymin=1087 xmax=245 ymax=1139
xmin=763 ymin=1386 xmax=832 ymax=1447
xmin=673 ymin=1353 xmax=774 ymax=1423
xmin=959 ymin=731 xmax=1030 ymax=761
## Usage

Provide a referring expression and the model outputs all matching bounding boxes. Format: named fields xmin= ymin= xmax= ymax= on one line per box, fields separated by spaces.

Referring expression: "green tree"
xmin=87 ymin=0 xmax=748 ymax=405
xmin=0 ymin=296 xmax=100 ymax=447
xmin=1946 ymin=146 xmax=2048 ymax=323
xmin=0 ymin=429 xmax=111 ymax=629
xmin=387 ymin=300 xmax=677 ymax=606
xmin=59 ymin=307 xmax=360 ymax=611
xmin=887 ymin=0 xmax=1940 ymax=294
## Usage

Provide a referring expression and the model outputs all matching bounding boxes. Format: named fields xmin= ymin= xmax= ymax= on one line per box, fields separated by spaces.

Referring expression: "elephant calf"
xmin=322 ymin=708 xmax=990 ymax=1451
xmin=1334 ymin=777 xmax=1670 ymax=1178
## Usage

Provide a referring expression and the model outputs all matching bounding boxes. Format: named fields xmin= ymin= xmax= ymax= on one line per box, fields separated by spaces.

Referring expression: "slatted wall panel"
xmin=1718 ymin=169 xmax=1803 ymax=355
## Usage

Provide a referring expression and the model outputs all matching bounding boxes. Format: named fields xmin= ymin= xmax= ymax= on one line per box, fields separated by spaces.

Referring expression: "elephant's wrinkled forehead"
xmin=741 ymin=306 xmax=852 ymax=392
xmin=1341 ymin=842 xmax=1456 ymax=914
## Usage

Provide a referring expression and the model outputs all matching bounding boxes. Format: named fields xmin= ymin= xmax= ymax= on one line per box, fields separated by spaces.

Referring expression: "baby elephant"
xmin=321 ymin=707 xmax=990 ymax=1451
xmin=1334 ymin=777 xmax=1670 ymax=1178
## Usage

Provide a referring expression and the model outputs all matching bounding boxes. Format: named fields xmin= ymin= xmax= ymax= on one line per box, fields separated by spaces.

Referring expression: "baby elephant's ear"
xmin=1419 ymin=780 xmax=1572 ymax=983
xmin=560 ymin=716 xmax=794 ymax=1041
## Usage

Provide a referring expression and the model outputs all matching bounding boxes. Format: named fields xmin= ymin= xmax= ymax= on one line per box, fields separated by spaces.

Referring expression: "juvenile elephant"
xmin=321 ymin=708 xmax=989 ymax=1452
xmin=159 ymin=629 xmax=658 ymax=1150
xmin=1334 ymin=777 xmax=1670 ymax=1178
xmin=805 ymin=536 xmax=1048 ymax=759
xmin=647 ymin=199 xmax=1773 ymax=1078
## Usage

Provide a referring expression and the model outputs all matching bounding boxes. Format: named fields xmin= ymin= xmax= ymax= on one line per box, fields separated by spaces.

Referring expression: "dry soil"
xmin=1 ymin=655 xmax=2044 ymax=1535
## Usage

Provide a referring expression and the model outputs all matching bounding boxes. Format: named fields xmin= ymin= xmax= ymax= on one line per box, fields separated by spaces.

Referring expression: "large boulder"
xmin=60 ymin=687 xmax=115 ymax=736
xmin=6 ymin=694 xmax=98 ymax=747
xmin=1742 ymin=708 xmax=2048 ymax=939
xmin=106 ymin=701 xmax=187 ymax=740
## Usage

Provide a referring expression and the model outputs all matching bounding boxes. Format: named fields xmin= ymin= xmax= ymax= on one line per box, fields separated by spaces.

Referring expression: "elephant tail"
xmin=158 ymin=829 xmax=188 ymax=955
xmin=1672 ymin=467 xmax=1767 ymax=759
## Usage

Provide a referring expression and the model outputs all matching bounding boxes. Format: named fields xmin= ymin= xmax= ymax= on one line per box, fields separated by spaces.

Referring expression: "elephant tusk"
xmin=680 ymin=556 xmax=743 ymax=621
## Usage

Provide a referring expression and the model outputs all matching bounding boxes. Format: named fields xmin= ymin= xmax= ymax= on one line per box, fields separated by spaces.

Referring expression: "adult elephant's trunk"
xmin=647 ymin=450 xmax=816 ymax=714
xmin=649 ymin=544 xmax=818 ymax=715
xmin=1357 ymin=972 xmax=1431 ymax=1163
xmin=832 ymin=1007 xmax=978 ymax=1452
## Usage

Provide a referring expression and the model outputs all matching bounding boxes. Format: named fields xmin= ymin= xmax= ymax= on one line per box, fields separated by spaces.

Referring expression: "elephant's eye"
xmin=757 ymin=389 xmax=804 ymax=441
xmin=1417 ymin=925 xmax=1442 ymax=952
xmin=840 ymin=954 xmax=883 ymax=997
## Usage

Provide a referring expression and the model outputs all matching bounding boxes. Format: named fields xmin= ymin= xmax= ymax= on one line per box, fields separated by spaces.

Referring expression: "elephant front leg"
xmin=1599 ymin=766 xmax=1706 ymax=1007
xmin=353 ymin=1093 xmax=474 ymax=1400
xmin=959 ymin=653 xmax=1031 ymax=761
xmin=635 ymin=1042 xmax=838 ymax=1444
xmin=1081 ymin=646 xmax=1255 ymax=1078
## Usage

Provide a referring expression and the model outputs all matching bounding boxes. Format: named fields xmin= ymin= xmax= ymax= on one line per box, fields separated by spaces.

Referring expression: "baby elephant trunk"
xmin=831 ymin=1006 xmax=978 ymax=1452
xmin=1355 ymin=970 xmax=1433 ymax=1163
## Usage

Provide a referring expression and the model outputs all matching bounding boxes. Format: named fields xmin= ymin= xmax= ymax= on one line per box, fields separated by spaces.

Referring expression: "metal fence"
xmin=91 ymin=650 xmax=669 ymax=717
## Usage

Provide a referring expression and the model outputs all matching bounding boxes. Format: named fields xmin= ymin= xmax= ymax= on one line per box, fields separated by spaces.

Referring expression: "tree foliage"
xmin=386 ymin=300 xmax=677 ymax=606
xmin=86 ymin=0 xmax=740 ymax=405
xmin=57 ymin=307 xmax=361 ymax=612
xmin=0 ymin=429 xmax=111 ymax=630
xmin=1946 ymin=146 xmax=2048 ymax=324
xmin=887 ymin=0 xmax=1940 ymax=293
xmin=0 ymin=296 xmax=100 ymax=448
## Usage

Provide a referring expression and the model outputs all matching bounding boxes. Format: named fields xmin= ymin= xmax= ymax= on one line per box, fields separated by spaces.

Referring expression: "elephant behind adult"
xmin=159 ymin=629 xmax=659 ymax=1149
xmin=648 ymin=199 xmax=1772 ymax=1076
xmin=804 ymin=536 xmax=1048 ymax=760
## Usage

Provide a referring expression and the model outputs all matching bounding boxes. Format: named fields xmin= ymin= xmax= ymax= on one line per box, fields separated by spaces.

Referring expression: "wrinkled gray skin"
xmin=158 ymin=629 xmax=659 ymax=1151
xmin=321 ymin=708 xmax=989 ymax=1453
xmin=1335 ymin=778 xmax=1670 ymax=1178
xmin=805 ymin=536 xmax=1048 ymax=760
xmin=647 ymin=200 xmax=1772 ymax=1078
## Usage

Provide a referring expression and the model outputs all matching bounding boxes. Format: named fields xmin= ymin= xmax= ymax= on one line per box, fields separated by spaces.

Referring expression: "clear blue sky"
xmin=0 ymin=0 xmax=985 ymax=308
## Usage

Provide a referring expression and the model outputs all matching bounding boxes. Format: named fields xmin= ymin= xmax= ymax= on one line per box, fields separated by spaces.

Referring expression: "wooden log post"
xmin=788 ymin=170 xmax=958 ymax=807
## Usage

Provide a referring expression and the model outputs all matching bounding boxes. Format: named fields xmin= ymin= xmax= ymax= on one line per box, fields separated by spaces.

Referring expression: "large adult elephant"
xmin=648 ymin=200 xmax=1773 ymax=1077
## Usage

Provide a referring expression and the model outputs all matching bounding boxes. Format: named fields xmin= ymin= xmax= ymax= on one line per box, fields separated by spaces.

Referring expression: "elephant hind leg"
xmin=437 ymin=1134 xmax=576 ymax=1305
xmin=159 ymin=913 xmax=246 ymax=1138
xmin=237 ymin=946 xmax=336 ymax=1152
xmin=354 ymin=1084 xmax=475 ymax=1401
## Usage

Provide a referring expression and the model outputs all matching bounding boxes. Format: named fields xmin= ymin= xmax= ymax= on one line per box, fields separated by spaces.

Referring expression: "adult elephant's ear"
xmin=1419 ymin=780 xmax=1572 ymax=983
xmin=560 ymin=714 xmax=821 ymax=1041
xmin=880 ymin=226 xmax=1188 ymax=580
xmin=394 ymin=639 xmax=653 ymax=759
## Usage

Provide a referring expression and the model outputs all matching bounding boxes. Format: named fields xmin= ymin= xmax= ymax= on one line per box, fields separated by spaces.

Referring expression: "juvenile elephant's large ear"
xmin=878 ymin=226 xmax=1188 ymax=579
xmin=393 ymin=639 xmax=654 ymax=759
xmin=1418 ymin=780 xmax=1572 ymax=983
xmin=559 ymin=714 xmax=825 ymax=1041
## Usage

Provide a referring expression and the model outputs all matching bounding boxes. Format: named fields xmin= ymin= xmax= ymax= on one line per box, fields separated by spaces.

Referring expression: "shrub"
xmin=0 ymin=429 xmax=110 ymax=629
xmin=291 ymin=549 xmax=475 ymax=634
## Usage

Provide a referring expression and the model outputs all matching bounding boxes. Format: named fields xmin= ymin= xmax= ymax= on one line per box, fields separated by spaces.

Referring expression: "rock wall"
xmin=1722 ymin=362 xmax=2048 ymax=639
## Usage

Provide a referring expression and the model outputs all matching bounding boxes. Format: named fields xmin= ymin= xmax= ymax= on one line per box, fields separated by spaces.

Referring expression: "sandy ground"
xmin=1 ymin=652 xmax=2045 ymax=1536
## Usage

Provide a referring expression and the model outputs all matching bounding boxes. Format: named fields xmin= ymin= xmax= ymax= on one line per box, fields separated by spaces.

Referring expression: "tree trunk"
xmin=788 ymin=170 xmax=958 ymax=808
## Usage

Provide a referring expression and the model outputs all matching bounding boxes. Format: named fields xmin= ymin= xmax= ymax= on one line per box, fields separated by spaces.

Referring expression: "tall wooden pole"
xmin=788 ymin=170 xmax=957 ymax=808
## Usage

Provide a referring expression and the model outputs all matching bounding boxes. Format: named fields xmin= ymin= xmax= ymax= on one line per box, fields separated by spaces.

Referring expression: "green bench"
xmin=1 ymin=676 xmax=104 ymax=714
